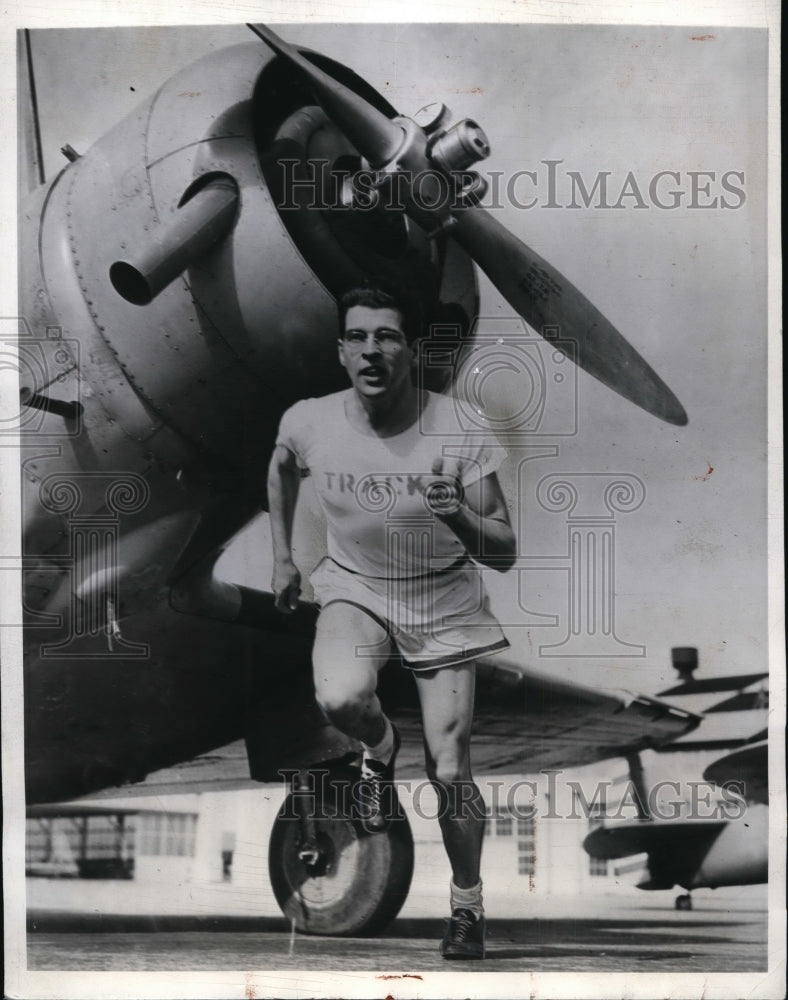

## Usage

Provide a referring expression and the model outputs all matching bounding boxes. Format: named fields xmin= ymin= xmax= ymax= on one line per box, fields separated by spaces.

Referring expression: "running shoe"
xmin=357 ymin=724 xmax=401 ymax=833
xmin=440 ymin=907 xmax=487 ymax=959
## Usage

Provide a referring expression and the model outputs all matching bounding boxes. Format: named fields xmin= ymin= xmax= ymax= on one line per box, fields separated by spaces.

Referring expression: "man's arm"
xmin=430 ymin=458 xmax=516 ymax=573
xmin=267 ymin=443 xmax=302 ymax=612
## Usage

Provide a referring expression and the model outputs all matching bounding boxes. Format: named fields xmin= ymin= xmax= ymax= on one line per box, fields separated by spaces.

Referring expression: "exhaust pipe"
xmin=109 ymin=174 xmax=239 ymax=306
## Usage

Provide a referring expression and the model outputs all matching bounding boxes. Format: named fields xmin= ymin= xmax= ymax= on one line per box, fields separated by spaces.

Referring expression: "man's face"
xmin=338 ymin=305 xmax=416 ymax=400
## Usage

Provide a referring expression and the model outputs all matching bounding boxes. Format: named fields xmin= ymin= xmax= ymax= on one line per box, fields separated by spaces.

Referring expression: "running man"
xmin=268 ymin=281 xmax=515 ymax=959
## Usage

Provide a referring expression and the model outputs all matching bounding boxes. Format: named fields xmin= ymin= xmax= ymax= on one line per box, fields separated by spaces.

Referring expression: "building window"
xmin=485 ymin=809 xmax=515 ymax=836
xmin=138 ymin=813 xmax=197 ymax=857
xmin=516 ymin=814 xmax=536 ymax=876
xmin=517 ymin=841 xmax=536 ymax=876
xmin=517 ymin=816 xmax=534 ymax=837
xmin=26 ymin=813 xmax=136 ymax=879
xmin=495 ymin=815 xmax=513 ymax=837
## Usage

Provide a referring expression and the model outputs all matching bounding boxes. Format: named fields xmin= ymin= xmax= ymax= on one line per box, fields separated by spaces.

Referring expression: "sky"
xmin=16 ymin=21 xmax=771 ymax=696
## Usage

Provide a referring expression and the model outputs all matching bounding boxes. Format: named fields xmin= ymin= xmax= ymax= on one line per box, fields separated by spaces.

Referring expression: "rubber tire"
xmin=268 ymin=778 xmax=414 ymax=936
xmin=675 ymin=893 xmax=693 ymax=911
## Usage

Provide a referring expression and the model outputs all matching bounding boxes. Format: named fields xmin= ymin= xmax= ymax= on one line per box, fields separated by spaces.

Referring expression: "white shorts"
xmin=309 ymin=557 xmax=510 ymax=671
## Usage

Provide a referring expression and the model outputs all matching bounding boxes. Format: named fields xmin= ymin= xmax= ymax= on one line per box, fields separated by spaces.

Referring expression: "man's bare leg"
xmin=312 ymin=602 xmax=392 ymax=745
xmin=415 ymin=661 xmax=486 ymax=957
xmin=413 ymin=662 xmax=484 ymax=887
xmin=312 ymin=602 xmax=399 ymax=830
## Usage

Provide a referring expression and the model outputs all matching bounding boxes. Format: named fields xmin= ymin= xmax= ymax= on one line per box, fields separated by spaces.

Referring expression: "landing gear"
xmin=268 ymin=769 xmax=414 ymax=936
xmin=675 ymin=893 xmax=693 ymax=911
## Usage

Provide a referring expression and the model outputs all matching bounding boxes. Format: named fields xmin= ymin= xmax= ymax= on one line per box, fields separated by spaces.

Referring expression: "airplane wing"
xmin=653 ymin=709 xmax=769 ymax=752
xmin=583 ymin=820 xmax=728 ymax=890
xmin=703 ymin=741 xmax=768 ymax=805
xmin=584 ymin=819 xmax=726 ymax=861
xmin=583 ymin=809 xmax=768 ymax=892
xmin=659 ymin=672 xmax=768 ymax=696
xmin=67 ymin=620 xmax=702 ymax=800
xmin=469 ymin=657 xmax=702 ymax=774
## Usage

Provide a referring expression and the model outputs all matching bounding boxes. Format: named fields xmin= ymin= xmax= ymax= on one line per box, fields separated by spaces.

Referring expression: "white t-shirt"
xmin=275 ymin=389 xmax=503 ymax=578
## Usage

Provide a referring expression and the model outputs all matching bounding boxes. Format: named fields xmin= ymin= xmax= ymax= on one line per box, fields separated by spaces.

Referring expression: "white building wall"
xmin=27 ymin=760 xmax=656 ymax=918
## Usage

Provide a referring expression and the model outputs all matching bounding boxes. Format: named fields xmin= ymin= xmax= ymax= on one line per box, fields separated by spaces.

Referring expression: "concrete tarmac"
xmin=27 ymin=894 xmax=767 ymax=973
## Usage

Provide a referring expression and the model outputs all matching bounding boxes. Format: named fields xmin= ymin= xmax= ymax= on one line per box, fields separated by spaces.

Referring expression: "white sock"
xmin=450 ymin=879 xmax=484 ymax=918
xmin=361 ymin=716 xmax=394 ymax=766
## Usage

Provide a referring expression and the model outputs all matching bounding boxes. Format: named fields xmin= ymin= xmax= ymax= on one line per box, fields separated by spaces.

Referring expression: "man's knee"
xmin=315 ymin=681 xmax=373 ymax=725
xmin=426 ymin=744 xmax=473 ymax=787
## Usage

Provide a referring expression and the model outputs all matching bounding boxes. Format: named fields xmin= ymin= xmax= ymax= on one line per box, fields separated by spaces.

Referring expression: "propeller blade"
xmin=248 ymin=23 xmax=404 ymax=167
xmin=450 ymin=206 xmax=688 ymax=425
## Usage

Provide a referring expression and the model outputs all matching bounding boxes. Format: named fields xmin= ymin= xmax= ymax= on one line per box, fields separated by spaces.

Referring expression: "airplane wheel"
xmin=268 ymin=776 xmax=414 ymax=936
xmin=675 ymin=893 xmax=693 ymax=911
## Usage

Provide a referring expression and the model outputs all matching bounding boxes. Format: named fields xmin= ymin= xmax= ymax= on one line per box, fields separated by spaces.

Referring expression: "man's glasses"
xmin=342 ymin=328 xmax=408 ymax=351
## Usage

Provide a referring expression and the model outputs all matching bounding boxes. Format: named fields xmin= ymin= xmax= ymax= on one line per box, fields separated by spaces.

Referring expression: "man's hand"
xmin=426 ymin=456 xmax=465 ymax=519
xmin=272 ymin=560 xmax=301 ymax=614
xmin=426 ymin=458 xmax=517 ymax=573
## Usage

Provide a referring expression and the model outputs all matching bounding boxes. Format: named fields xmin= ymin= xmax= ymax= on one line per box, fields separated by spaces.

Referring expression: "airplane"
xmin=15 ymin=22 xmax=702 ymax=936
xmin=583 ymin=648 xmax=769 ymax=910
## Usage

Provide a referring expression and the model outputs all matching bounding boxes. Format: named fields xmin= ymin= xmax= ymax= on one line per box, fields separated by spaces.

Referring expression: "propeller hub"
xmin=428 ymin=119 xmax=491 ymax=174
